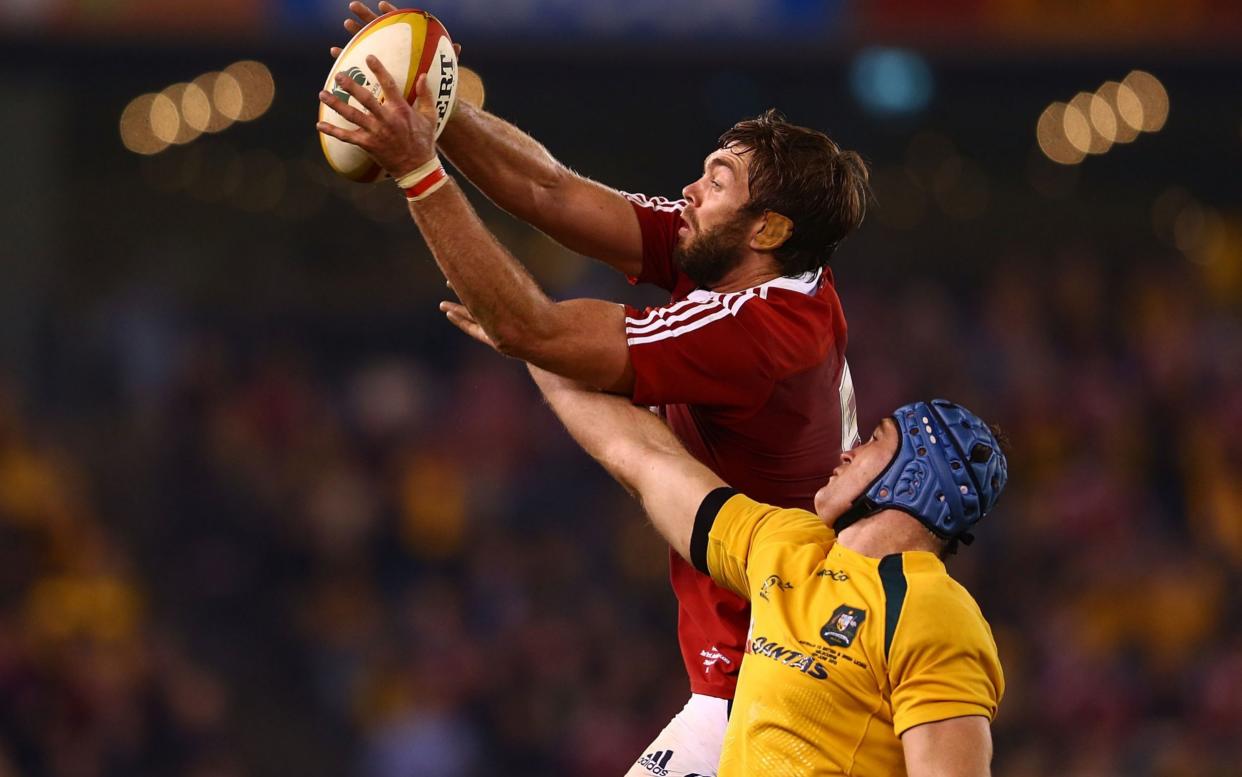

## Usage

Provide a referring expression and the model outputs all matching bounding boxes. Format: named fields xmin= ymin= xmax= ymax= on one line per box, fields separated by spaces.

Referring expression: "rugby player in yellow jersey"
xmin=526 ymin=365 xmax=1008 ymax=777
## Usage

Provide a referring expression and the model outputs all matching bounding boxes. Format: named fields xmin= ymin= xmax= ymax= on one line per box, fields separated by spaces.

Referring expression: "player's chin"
xmin=813 ymin=483 xmax=839 ymax=525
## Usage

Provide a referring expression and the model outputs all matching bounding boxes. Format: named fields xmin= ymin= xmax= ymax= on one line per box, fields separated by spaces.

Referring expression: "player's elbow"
xmin=493 ymin=300 xmax=580 ymax=363
xmin=488 ymin=322 xmax=536 ymax=359
xmin=488 ymin=317 xmax=555 ymax=362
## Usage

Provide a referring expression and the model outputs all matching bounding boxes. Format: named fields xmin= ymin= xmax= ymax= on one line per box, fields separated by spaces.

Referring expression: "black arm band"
xmin=691 ymin=487 xmax=738 ymax=575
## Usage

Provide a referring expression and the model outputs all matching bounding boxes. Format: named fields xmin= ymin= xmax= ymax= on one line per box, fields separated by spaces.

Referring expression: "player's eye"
xmin=710 ymin=179 xmax=722 ymax=189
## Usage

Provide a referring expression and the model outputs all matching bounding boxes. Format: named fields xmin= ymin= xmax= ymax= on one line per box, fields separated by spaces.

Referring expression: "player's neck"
xmin=708 ymin=254 xmax=782 ymax=293
xmin=836 ymin=510 xmax=943 ymax=559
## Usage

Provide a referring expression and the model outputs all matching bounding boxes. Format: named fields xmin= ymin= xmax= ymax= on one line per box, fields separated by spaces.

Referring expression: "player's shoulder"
xmin=898 ymin=559 xmax=993 ymax=643
xmin=719 ymin=493 xmax=825 ymax=532
xmin=735 ymin=269 xmax=840 ymax=324
xmin=715 ymin=494 xmax=834 ymax=553
xmin=729 ymin=268 xmax=843 ymax=368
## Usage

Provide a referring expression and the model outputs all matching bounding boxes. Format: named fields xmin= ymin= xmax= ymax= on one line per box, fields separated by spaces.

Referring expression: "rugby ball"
xmin=319 ymin=9 xmax=458 ymax=182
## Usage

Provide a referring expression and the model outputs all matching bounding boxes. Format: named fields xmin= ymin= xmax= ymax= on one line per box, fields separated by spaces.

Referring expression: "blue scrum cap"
xmin=841 ymin=399 xmax=1008 ymax=546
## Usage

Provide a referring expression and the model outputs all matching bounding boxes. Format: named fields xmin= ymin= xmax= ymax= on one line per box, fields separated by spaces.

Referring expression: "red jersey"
xmin=623 ymin=193 xmax=858 ymax=699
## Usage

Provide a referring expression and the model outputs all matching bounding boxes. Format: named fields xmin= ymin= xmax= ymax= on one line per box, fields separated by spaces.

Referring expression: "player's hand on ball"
xmin=329 ymin=1 xmax=393 ymax=58
xmin=317 ymin=56 xmax=437 ymax=180
xmin=329 ymin=2 xmax=462 ymax=60
xmin=440 ymin=300 xmax=499 ymax=351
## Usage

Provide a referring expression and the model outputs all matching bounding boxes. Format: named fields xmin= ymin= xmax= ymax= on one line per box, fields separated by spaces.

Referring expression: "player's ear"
xmin=752 ymin=210 xmax=793 ymax=251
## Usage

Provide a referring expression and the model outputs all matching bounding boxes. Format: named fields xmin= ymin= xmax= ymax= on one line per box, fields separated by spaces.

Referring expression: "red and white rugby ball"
xmin=319 ymin=9 xmax=458 ymax=182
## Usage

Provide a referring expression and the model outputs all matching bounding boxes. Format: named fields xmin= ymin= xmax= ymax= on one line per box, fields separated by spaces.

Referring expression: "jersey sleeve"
xmin=889 ymin=584 xmax=1005 ymax=736
xmin=623 ymin=296 xmax=777 ymax=409
xmin=622 ymin=192 xmax=686 ymax=292
xmin=690 ymin=489 xmax=835 ymax=600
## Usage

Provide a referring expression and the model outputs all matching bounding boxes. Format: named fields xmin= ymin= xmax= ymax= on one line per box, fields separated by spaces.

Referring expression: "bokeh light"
xmin=1096 ymin=81 xmax=1142 ymax=143
xmin=1035 ymin=72 xmax=1169 ymax=166
xmin=191 ymin=72 xmax=235 ymax=133
xmin=1124 ymin=70 xmax=1169 ymax=132
xmin=849 ymin=47 xmax=934 ymax=117
xmin=149 ymin=91 xmax=182 ymax=145
xmin=1037 ymin=102 xmax=1085 ymax=164
xmin=165 ymin=83 xmax=203 ymax=144
xmin=224 ymin=60 xmax=276 ymax=122
xmin=1085 ymin=91 xmax=1118 ymax=144
xmin=180 ymin=82 xmax=212 ymax=133
xmin=118 ymin=60 xmax=277 ymax=156
xmin=213 ymin=71 xmax=245 ymax=122
xmin=119 ymin=93 xmax=170 ymax=156
xmin=1068 ymin=92 xmax=1112 ymax=154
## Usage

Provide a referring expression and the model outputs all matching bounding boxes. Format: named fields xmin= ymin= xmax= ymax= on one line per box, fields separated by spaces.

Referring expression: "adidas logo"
xmin=637 ymin=750 xmax=674 ymax=776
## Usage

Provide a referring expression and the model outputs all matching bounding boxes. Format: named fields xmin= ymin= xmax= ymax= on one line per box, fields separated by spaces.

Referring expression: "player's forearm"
xmin=438 ymin=103 xmax=568 ymax=226
xmin=409 ymin=179 xmax=553 ymax=345
xmin=529 ymin=365 xmax=722 ymax=558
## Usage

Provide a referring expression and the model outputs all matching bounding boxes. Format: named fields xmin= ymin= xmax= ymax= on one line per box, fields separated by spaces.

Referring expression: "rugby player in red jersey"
xmin=321 ymin=10 xmax=869 ymax=773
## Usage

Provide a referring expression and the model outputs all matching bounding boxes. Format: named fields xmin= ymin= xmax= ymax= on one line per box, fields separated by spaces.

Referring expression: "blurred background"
xmin=1 ymin=1 xmax=1241 ymax=776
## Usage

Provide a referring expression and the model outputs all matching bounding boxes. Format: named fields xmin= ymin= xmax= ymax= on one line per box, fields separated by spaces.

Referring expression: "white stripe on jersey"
xmin=627 ymin=306 xmax=736 ymax=346
xmin=626 ymin=300 xmax=722 ymax=336
xmin=626 ymin=293 xmax=757 ymax=345
xmin=623 ymin=192 xmax=687 ymax=213
xmin=625 ymin=289 xmax=754 ymax=335
xmin=625 ymin=290 xmax=750 ymax=335
xmin=626 ymin=295 xmax=711 ymax=328
xmin=623 ymin=253 xmax=822 ymax=346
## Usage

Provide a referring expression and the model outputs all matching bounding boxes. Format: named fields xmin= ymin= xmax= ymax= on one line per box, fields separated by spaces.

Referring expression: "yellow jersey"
xmin=689 ymin=489 xmax=1004 ymax=776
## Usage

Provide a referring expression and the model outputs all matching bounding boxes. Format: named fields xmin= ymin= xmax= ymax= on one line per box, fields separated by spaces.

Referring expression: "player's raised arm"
xmin=528 ymin=366 xmax=726 ymax=559
xmin=901 ymin=716 xmax=994 ymax=777
xmin=329 ymin=2 xmax=642 ymax=275
xmin=318 ymin=61 xmax=639 ymax=393
xmin=438 ymin=102 xmax=645 ymax=277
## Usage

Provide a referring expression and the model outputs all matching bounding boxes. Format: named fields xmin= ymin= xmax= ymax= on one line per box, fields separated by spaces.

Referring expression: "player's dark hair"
xmin=719 ymin=110 xmax=870 ymax=274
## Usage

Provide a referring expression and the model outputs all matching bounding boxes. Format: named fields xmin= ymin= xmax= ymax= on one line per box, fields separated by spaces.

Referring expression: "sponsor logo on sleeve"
xmin=699 ymin=646 xmax=735 ymax=676
xmin=638 ymin=749 xmax=674 ymax=776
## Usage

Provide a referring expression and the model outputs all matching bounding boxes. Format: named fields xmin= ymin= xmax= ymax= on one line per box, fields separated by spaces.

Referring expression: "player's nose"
xmin=681 ymin=180 xmax=699 ymax=206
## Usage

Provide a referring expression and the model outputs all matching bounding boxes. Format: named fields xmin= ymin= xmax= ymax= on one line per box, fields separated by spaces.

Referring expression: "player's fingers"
xmin=441 ymin=303 xmax=496 ymax=347
xmin=331 ymin=73 xmax=384 ymax=117
xmin=349 ymin=1 xmax=380 ymax=23
xmin=377 ymin=1 xmax=397 ymax=14
xmin=440 ymin=300 xmax=476 ymax=319
xmin=319 ymin=89 xmax=375 ymax=130
xmin=316 ymin=121 xmax=369 ymax=148
xmin=413 ymin=73 xmax=436 ymax=119
xmin=330 ymin=46 xmax=343 ymax=58
xmin=453 ymin=43 xmax=462 ymax=58
xmin=365 ymin=55 xmax=403 ymax=107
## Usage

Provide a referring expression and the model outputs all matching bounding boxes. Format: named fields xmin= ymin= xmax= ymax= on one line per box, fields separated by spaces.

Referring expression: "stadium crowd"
xmin=1 ymin=230 xmax=1240 ymax=776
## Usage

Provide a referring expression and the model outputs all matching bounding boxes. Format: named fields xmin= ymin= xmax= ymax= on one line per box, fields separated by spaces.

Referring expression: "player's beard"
xmin=673 ymin=212 xmax=753 ymax=289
